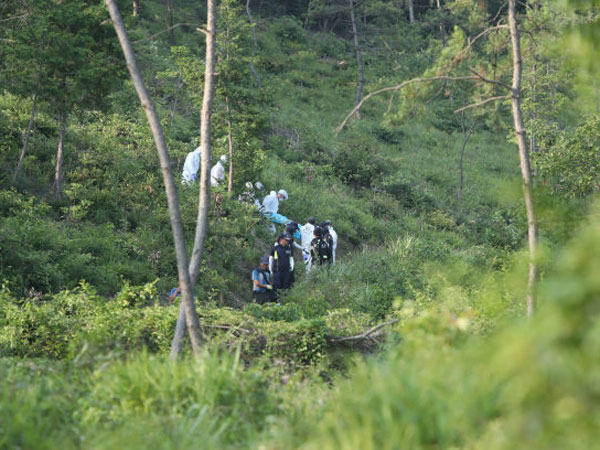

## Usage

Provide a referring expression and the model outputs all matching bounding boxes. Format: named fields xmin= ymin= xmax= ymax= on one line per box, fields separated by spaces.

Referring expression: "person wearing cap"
xmin=301 ymin=217 xmax=316 ymax=272
xmin=269 ymin=233 xmax=293 ymax=290
xmin=181 ymin=145 xmax=202 ymax=185
xmin=284 ymin=223 xmax=303 ymax=286
xmin=210 ymin=154 xmax=227 ymax=187
xmin=324 ymin=220 xmax=338 ymax=265
xmin=252 ymin=256 xmax=277 ymax=304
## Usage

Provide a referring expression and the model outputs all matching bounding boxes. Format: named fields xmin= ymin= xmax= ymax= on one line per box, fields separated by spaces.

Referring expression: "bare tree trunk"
xmin=529 ymin=61 xmax=537 ymax=157
xmin=436 ymin=0 xmax=447 ymax=47
xmin=245 ymin=0 xmax=262 ymax=88
xmin=408 ymin=0 xmax=415 ymax=22
xmin=170 ymin=0 xmax=217 ymax=357
xmin=53 ymin=110 xmax=67 ymax=199
xmin=132 ymin=0 xmax=139 ymax=16
xmin=595 ymin=79 xmax=599 ymax=114
xmin=458 ymin=119 xmax=474 ymax=204
xmin=105 ymin=0 xmax=204 ymax=355
xmin=13 ymin=92 xmax=38 ymax=183
xmin=349 ymin=0 xmax=364 ymax=119
xmin=166 ymin=0 xmax=175 ymax=45
xmin=304 ymin=0 xmax=313 ymax=27
xmin=435 ymin=0 xmax=454 ymax=105
xmin=226 ymin=96 xmax=234 ymax=194
xmin=508 ymin=0 xmax=537 ymax=317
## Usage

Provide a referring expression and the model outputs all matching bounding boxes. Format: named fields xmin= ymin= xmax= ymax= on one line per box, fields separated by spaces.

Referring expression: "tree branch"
xmin=468 ymin=67 xmax=512 ymax=91
xmin=329 ymin=318 xmax=400 ymax=343
xmin=454 ymin=94 xmax=510 ymax=113
xmin=131 ymin=23 xmax=207 ymax=44
xmin=337 ymin=76 xmax=478 ymax=132
xmin=203 ymin=324 xmax=251 ymax=334
xmin=448 ymin=25 xmax=509 ymax=70
xmin=0 ymin=12 xmax=31 ymax=22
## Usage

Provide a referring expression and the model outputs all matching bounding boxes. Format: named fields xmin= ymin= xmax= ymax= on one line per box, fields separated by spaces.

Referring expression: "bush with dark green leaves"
xmin=535 ymin=114 xmax=600 ymax=198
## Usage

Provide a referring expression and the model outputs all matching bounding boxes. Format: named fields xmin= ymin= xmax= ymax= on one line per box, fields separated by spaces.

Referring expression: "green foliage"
xmin=268 ymin=207 xmax=600 ymax=449
xmin=332 ymin=135 xmax=391 ymax=189
xmin=0 ymin=190 xmax=156 ymax=295
xmin=0 ymin=359 xmax=79 ymax=449
xmin=535 ymin=115 xmax=600 ymax=197
xmin=82 ymin=350 xmax=275 ymax=446
xmin=0 ymin=281 xmax=176 ymax=358
xmin=1 ymin=0 xmax=599 ymax=447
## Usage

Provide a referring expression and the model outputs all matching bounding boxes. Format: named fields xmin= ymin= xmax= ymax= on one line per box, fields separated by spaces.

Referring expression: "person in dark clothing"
xmin=269 ymin=234 xmax=293 ymax=290
xmin=283 ymin=225 xmax=301 ymax=287
xmin=252 ymin=255 xmax=278 ymax=304
xmin=311 ymin=226 xmax=332 ymax=267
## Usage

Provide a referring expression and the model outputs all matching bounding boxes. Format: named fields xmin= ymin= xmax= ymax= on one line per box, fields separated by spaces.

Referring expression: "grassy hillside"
xmin=1 ymin=0 xmax=597 ymax=447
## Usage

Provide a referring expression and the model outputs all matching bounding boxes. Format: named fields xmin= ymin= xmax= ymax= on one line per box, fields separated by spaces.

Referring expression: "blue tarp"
xmin=263 ymin=212 xmax=301 ymax=240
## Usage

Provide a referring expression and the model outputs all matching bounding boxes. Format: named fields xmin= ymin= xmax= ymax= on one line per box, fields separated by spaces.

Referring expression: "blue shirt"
xmin=170 ymin=287 xmax=181 ymax=298
xmin=252 ymin=269 xmax=271 ymax=292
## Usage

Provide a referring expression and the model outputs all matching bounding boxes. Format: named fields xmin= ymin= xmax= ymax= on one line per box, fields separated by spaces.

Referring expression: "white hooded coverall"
xmin=210 ymin=161 xmax=225 ymax=186
xmin=181 ymin=146 xmax=201 ymax=184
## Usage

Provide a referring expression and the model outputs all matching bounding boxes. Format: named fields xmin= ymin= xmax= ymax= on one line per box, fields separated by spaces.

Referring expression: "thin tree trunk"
xmin=595 ymin=79 xmax=599 ymax=114
xmin=304 ymin=0 xmax=313 ymax=28
xmin=226 ymin=96 xmax=234 ymax=194
xmin=53 ymin=110 xmax=67 ymax=198
xmin=436 ymin=0 xmax=447 ymax=47
xmin=166 ymin=0 xmax=175 ymax=45
xmin=329 ymin=15 xmax=341 ymax=33
xmin=529 ymin=61 xmax=537 ymax=156
xmin=13 ymin=92 xmax=38 ymax=183
xmin=170 ymin=0 xmax=217 ymax=357
xmin=105 ymin=0 xmax=204 ymax=355
xmin=349 ymin=0 xmax=364 ymax=119
xmin=436 ymin=0 xmax=454 ymax=105
xmin=132 ymin=0 xmax=139 ymax=16
xmin=408 ymin=0 xmax=415 ymax=22
xmin=508 ymin=0 xmax=537 ymax=317
xmin=458 ymin=122 xmax=474 ymax=204
xmin=245 ymin=0 xmax=262 ymax=88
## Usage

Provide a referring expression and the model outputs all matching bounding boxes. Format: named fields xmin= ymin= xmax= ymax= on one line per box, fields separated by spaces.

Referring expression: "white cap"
xmin=269 ymin=190 xmax=277 ymax=196
xmin=255 ymin=181 xmax=264 ymax=190
xmin=278 ymin=189 xmax=288 ymax=200
xmin=245 ymin=181 xmax=253 ymax=189
xmin=220 ymin=154 xmax=228 ymax=163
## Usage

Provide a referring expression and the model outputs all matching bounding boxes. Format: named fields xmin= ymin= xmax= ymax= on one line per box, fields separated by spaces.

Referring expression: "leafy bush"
xmin=332 ymin=143 xmax=388 ymax=189
xmin=0 ymin=281 xmax=176 ymax=358
xmin=269 ymin=206 xmax=600 ymax=450
xmin=535 ymin=114 xmax=600 ymax=198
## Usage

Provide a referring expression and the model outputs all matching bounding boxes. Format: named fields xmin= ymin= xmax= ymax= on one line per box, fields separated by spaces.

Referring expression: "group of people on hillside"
xmin=252 ymin=217 xmax=338 ymax=304
xmin=178 ymin=147 xmax=339 ymax=306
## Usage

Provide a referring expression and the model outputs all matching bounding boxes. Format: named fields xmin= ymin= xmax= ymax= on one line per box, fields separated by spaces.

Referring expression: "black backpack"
xmin=314 ymin=238 xmax=331 ymax=263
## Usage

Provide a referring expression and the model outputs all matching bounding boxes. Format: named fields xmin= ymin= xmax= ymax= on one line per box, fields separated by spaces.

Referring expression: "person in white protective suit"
xmin=181 ymin=146 xmax=202 ymax=185
xmin=210 ymin=154 xmax=227 ymax=187
xmin=300 ymin=217 xmax=316 ymax=272
xmin=262 ymin=189 xmax=288 ymax=215
xmin=324 ymin=219 xmax=338 ymax=265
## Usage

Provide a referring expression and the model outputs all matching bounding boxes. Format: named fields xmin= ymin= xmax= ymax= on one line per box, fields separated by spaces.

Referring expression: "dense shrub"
xmin=269 ymin=208 xmax=600 ymax=449
xmin=535 ymin=114 xmax=600 ymax=198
